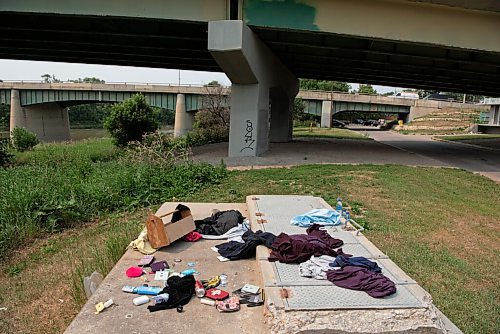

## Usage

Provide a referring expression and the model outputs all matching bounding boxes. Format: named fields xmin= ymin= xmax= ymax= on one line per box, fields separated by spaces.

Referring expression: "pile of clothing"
xmin=299 ymin=254 xmax=396 ymax=298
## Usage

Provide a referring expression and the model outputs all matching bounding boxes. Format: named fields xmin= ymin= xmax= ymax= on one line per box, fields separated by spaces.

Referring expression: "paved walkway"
xmin=365 ymin=131 xmax=500 ymax=182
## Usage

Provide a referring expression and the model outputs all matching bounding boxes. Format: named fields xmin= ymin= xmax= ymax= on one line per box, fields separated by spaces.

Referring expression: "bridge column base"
xmin=209 ymin=20 xmax=298 ymax=157
xmin=174 ymin=93 xmax=194 ymax=137
xmin=10 ymin=90 xmax=70 ymax=142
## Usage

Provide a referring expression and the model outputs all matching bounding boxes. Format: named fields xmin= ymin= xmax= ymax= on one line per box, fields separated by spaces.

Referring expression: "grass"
xmin=0 ymin=138 xmax=226 ymax=258
xmin=435 ymin=134 xmax=500 ymax=141
xmin=0 ymin=140 xmax=498 ymax=333
xmin=293 ymin=127 xmax=370 ymax=140
xmin=397 ymin=128 xmax=469 ymax=135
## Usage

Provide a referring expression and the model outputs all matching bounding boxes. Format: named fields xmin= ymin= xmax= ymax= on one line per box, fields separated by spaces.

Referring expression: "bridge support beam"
xmin=321 ymin=100 xmax=332 ymax=128
xmin=208 ymin=20 xmax=298 ymax=157
xmin=10 ymin=89 xmax=71 ymax=141
xmin=173 ymin=93 xmax=194 ymax=137
xmin=489 ymin=105 xmax=500 ymax=125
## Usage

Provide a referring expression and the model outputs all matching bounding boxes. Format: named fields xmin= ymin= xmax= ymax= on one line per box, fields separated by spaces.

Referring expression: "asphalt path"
xmin=361 ymin=129 xmax=500 ymax=182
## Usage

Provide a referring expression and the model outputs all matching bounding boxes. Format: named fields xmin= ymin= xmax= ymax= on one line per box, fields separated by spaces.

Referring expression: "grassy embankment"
xmin=0 ymin=139 xmax=498 ymax=334
xmin=293 ymin=127 xmax=370 ymax=139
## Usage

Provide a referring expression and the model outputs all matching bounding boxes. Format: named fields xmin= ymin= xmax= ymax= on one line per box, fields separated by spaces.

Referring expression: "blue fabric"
xmin=330 ymin=255 xmax=382 ymax=273
xmin=290 ymin=209 xmax=341 ymax=227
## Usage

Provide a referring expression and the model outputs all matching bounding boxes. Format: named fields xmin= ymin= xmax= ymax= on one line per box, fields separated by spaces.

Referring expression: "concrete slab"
xmin=246 ymin=195 xmax=458 ymax=333
xmin=65 ymin=203 xmax=268 ymax=334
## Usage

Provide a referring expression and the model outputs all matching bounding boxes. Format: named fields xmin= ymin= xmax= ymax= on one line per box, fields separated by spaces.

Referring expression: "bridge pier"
xmin=208 ymin=20 xmax=298 ymax=157
xmin=173 ymin=93 xmax=194 ymax=137
xmin=10 ymin=89 xmax=71 ymax=142
xmin=321 ymin=100 xmax=333 ymax=128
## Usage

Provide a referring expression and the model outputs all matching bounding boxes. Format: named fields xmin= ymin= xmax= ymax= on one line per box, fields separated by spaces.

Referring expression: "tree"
xmin=293 ymin=98 xmax=316 ymax=125
xmin=357 ymin=84 xmax=377 ymax=95
xmin=70 ymin=77 xmax=105 ymax=84
xmin=199 ymin=84 xmax=230 ymax=128
xmin=104 ymin=94 xmax=159 ymax=147
xmin=205 ymin=80 xmax=221 ymax=87
xmin=299 ymin=79 xmax=351 ymax=92
xmin=41 ymin=74 xmax=61 ymax=83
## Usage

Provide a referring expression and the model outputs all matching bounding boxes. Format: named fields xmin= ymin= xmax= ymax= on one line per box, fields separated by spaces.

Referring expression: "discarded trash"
xmin=133 ymin=295 xmax=150 ymax=306
xmin=233 ymin=287 xmax=265 ymax=307
xmin=0 ymin=307 xmax=7 ymax=311
xmin=205 ymin=288 xmax=229 ymax=300
xmin=138 ymin=255 xmax=155 ymax=267
xmin=122 ymin=285 xmax=162 ymax=295
xmin=183 ymin=231 xmax=202 ymax=242
xmin=83 ymin=271 xmax=104 ymax=299
xmin=217 ymin=256 xmax=230 ymax=262
xmin=195 ymin=280 xmax=206 ymax=298
xmin=125 ymin=266 xmax=145 ymax=278
xmin=146 ymin=204 xmax=194 ymax=248
xmin=187 ymin=262 xmax=196 ymax=267
xmin=152 ymin=293 xmax=169 ymax=305
xmin=154 ymin=270 xmax=170 ymax=281
xmin=200 ymin=298 xmax=216 ymax=306
xmin=219 ymin=274 xmax=228 ymax=287
xmin=174 ymin=258 xmax=182 ymax=263
xmin=202 ymin=275 xmax=220 ymax=289
xmin=151 ymin=260 xmax=169 ymax=272
xmin=181 ymin=268 xmax=199 ymax=276
xmin=95 ymin=298 xmax=114 ymax=314
xmin=241 ymin=283 xmax=260 ymax=294
xmin=216 ymin=296 xmax=240 ymax=312
xmin=125 ymin=314 xmax=133 ymax=319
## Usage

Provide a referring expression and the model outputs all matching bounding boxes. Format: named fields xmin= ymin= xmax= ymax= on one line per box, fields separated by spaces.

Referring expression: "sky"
xmin=0 ymin=59 xmax=398 ymax=94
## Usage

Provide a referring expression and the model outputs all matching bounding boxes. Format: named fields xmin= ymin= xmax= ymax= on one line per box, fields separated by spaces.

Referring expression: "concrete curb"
xmin=432 ymin=136 xmax=500 ymax=152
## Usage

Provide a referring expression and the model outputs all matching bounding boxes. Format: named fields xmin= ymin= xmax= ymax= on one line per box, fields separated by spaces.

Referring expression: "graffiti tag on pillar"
xmin=240 ymin=119 xmax=255 ymax=152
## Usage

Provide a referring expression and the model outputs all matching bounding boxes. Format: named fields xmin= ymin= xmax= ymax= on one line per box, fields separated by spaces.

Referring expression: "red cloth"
xmin=184 ymin=231 xmax=202 ymax=242
xmin=125 ymin=266 xmax=144 ymax=278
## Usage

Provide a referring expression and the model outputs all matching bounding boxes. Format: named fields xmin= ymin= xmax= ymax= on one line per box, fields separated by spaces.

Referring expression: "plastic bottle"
xmin=335 ymin=197 xmax=343 ymax=212
xmin=195 ymin=280 xmax=206 ymax=298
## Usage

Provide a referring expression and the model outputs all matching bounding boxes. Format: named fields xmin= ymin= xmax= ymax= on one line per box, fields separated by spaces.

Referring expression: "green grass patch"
xmin=0 ymin=138 xmax=226 ymax=259
xmin=435 ymin=134 xmax=500 ymax=141
xmin=396 ymin=128 xmax=468 ymax=135
xmin=293 ymin=127 xmax=370 ymax=140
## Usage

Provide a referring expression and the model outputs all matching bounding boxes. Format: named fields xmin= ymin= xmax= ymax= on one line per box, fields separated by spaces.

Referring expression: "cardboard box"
xmin=146 ymin=208 xmax=195 ymax=249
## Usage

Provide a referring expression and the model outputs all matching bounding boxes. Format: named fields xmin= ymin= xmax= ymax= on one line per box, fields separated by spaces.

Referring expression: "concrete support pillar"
xmin=25 ymin=103 xmax=71 ymax=141
xmin=321 ymin=100 xmax=333 ymax=128
xmin=269 ymin=87 xmax=294 ymax=142
xmin=9 ymin=89 xmax=26 ymax=136
xmin=489 ymin=105 xmax=500 ymax=125
xmin=208 ymin=20 xmax=298 ymax=157
xmin=173 ymin=93 xmax=194 ymax=137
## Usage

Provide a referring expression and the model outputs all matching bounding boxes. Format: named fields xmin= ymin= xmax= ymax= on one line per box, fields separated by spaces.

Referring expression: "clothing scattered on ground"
xmin=195 ymin=210 xmax=245 ymax=236
xmin=269 ymin=224 xmax=345 ymax=264
xmin=147 ymin=275 xmax=195 ymax=312
xmin=200 ymin=220 xmax=250 ymax=242
xmin=298 ymin=255 xmax=337 ymax=279
xmin=128 ymin=228 xmax=157 ymax=254
xmin=331 ymin=255 xmax=382 ymax=273
xmin=326 ymin=266 xmax=396 ymax=298
xmin=215 ymin=230 xmax=277 ymax=260
xmin=183 ymin=231 xmax=202 ymax=242
xmin=291 ymin=209 xmax=341 ymax=227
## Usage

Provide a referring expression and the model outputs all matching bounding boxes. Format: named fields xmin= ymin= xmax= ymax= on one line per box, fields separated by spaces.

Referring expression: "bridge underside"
xmin=1 ymin=11 xmax=499 ymax=96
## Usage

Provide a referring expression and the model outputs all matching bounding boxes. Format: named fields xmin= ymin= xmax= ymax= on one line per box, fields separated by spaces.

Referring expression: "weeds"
xmin=0 ymin=137 xmax=226 ymax=259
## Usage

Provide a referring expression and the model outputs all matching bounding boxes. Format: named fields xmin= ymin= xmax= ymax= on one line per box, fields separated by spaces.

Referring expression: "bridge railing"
xmin=0 ymin=80 xmax=225 ymax=88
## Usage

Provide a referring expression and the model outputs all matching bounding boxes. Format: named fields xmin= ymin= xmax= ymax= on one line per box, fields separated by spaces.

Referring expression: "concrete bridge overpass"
xmin=1 ymin=0 xmax=499 ymax=155
xmin=0 ymin=81 xmax=485 ymax=141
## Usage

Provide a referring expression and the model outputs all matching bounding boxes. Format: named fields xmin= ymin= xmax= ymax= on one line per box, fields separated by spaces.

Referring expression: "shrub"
xmin=127 ymin=131 xmax=191 ymax=167
xmin=104 ymin=94 xmax=159 ymax=147
xmin=0 ymin=138 xmax=13 ymax=167
xmin=10 ymin=127 xmax=39 ymax=152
